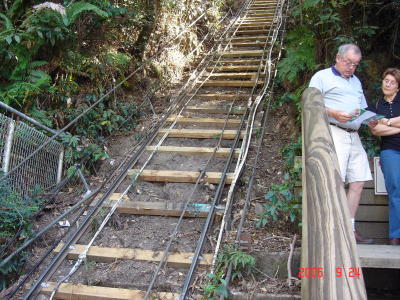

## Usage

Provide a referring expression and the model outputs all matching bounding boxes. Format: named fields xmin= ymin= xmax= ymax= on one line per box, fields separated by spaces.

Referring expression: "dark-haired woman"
xmin=369 ymin=68 xmax=400 ymax=245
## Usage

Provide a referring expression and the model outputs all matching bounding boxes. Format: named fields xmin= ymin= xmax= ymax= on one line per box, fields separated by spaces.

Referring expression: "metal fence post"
xmin=57 ymin=149 xmax=64 ymax=184
xmin=3 ymin=119 xmax=15 ymax=174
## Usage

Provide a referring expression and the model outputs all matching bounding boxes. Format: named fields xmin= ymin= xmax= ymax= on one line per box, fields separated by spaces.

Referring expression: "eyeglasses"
xmin=341 ymin=58 xmax=359 ymax=68
xmin=383 ymin=79 xmax=398 ymax=87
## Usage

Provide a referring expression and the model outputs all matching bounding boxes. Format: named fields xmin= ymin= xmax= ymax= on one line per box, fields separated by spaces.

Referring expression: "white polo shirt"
xmin=309 ymin=66 xmax=367 ymax=130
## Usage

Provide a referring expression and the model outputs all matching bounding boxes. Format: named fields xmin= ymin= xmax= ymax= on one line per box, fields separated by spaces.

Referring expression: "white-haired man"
xmin=309 ymin=43 xmax=373 ymax=244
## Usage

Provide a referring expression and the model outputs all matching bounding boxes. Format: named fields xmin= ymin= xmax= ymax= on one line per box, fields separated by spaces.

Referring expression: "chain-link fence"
xmin=0 ymin=113 xmax=64 ymax=196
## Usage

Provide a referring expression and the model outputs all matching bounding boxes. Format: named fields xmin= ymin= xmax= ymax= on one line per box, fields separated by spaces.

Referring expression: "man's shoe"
xmin=388 ymin=238 xmax=400 ymax=245
xmin=354 ymin=231 xmax=374 ymax=244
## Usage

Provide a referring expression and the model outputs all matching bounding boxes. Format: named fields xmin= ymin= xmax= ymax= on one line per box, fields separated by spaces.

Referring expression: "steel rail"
xmin=20 ymin=3 xmax=246 ymax=298
xmin=14 ymin=0 xmax=260 ymax=298
xmin=224 ymin=0 xmax=287 ymax=234
xmin=208 ymin=0 xmax=286 ymax=275
xmin=178 ymin=0 xmax=291 ymax=296
xmin=46 ymin=1 xmax=254 ymax=292
xmin=143 ymin=0 xmax=256 ymax=289
xmin=143 ymin=84 xmax=246 ymax=300
xmin=219 ymin=1 xmax=289 ymax=298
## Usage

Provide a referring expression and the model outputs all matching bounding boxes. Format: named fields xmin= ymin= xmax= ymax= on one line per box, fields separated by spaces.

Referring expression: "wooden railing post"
xmin=301 ymin=87 xmax=367 ymax=300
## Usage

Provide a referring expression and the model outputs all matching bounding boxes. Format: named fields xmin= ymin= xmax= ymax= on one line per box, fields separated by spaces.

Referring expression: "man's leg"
xmin=347 ymin=181 xmax=365 ymax=218
xmin=347 ymin=133 xmax=373 ymax=244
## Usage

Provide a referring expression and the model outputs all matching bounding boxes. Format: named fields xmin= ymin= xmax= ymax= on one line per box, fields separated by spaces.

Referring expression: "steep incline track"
xmin=23 ymin=0 xmax=288 ymax=299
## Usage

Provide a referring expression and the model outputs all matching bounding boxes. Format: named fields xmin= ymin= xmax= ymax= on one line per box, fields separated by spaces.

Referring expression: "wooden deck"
xmin=358 ymin=245 xmax=400 ymax=269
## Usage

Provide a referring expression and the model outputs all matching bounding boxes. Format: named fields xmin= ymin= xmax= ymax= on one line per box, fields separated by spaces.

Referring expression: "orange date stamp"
xmin=298 ymin=267 xmax=361 ymax=278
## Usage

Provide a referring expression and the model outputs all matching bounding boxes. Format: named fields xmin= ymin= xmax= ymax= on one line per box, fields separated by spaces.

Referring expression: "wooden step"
xmin=157 ymin=128 xmax=245 ymax=139
xmin=247 ymin=12 xmax=275 ymax=16
xmin=188 ymin=93 xmax=250 ymax=101
xmin=41 ymin=282 xmax=180 ymax=300
xmin=243 ymin=16 xmax=275 ymax=20
xmin=129 ymin=169 xmax=234 ymax=184
xmin=213 ymin=59 xmax=262 ymax=65
xmin=218 ymin=50 xmax=264 ymax=57
xmin=203 ymin=72 xmax=259 ymax=80
xmin=248 ymin=9 xmax=276 ymax=12
xmin=358 ymin=245 xmax=400 ymax=269
xmin=207 ymin=65 xmax=261 ymax=72
xmin=220 ymin=36 xmax=268 ymax=41
xmin=166 ymin=115 xmax=241 ymax=128
xmin=224 ymin=41 xmax=267 ymax=48
xmin=238 ymin=24 xmax=271 ymax=30
xmin=235 ymin=29 xmax=269 ymax=35
xmin=241 ymin=20 xmax=274 ymax=24
xmin=94 ymin=195 xmax=225 ymax=217
xmin=185 ymin=105 xmax=246 ymax=114
xmin=54 ymin=244 xmax=213 ymax=268
xmin=202 ymin=80 xmax=262 ymax=87
xmin=146 ymin=145 xmax=240 ymax=158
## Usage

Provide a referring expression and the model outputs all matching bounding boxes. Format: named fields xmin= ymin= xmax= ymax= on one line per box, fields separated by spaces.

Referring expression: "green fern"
xmin=277 ymin=27 xmax=316 ymax=84
xmin=66 ymin=1 xmax=108 ymax=25
xmin=0 ymin=13 xmax=13 ymax=31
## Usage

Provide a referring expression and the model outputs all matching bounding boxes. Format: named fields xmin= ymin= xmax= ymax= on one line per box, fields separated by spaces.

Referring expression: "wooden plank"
xmin=203 ymin=72 xmax=259 ymax=80
xmin=157 ymin=128 xmax=245 ymax=139
xmin=202 ymin=80 xmax=262 ymax=87
xmin=301 ymin=87 xmax=367 ymax=299
xmin=207 ymin=65 xmax=259 ymax=72
xmin=185 ymin=105 xmax=246 ymax=114
xmin=235 ymin=29 xmax=269 ymax=35
xmin=247 ymin=13 xmax=276 ymax=17
xmin=97 ymin=197 xmax=224 ymax=218
xmin=41 ymin=282 xmax=180 ymax=300
xmin=54 ymin=244 xmax=213 ymax=268
xmin=238 ymin=25 xmax=271 ymax=30
xmin=221 ymin=36 xmax=268 ymax=41
xmin=218 ymin=50 xmax=263 ymax=57
xmin=358 ymin=245 xmax=400 ymax=269
xmin=356 ymin=205 xmax=388 ymax=222
xmin=146 ymin=145 xmax=240 ymax=158
xmin=359 ymin=189 xmax=387 ymax=205
xmin=188 ymin=93 xmax=250 ymax=100
xmin=224 ymin=42 xmax=267 ymax=48
xmin=243 ymin=18 xmax=274 ymax=22
xmin=356 ymin=222 xmax=388 ymax=240
xmin=166 ymin=115 xmax=241 ymax=128
xmin=213 ymin=59 xmax=262 ymax=65
xmin=128 ymin=169 xmax=234 ymax=184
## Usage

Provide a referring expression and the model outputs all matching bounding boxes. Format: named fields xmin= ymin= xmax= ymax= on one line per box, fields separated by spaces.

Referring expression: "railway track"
xmin=19 ymin=0 xmax=288 ymax=298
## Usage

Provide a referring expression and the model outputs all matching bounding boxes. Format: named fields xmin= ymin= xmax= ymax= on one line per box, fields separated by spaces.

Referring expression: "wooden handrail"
xmin=301 ymin=88 xmax=367 ymax=300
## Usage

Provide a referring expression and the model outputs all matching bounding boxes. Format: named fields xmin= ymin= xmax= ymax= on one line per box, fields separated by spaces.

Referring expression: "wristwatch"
xmin=387 ymin=118 xmax=393 ymax=126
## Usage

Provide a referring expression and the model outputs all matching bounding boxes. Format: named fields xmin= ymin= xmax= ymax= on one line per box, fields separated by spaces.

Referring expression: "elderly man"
xmin=309 ymin=43 xmax=373 ymax=244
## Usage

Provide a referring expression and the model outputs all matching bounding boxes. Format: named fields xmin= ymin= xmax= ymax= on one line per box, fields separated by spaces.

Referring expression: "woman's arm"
xmin=379 ymin=116 xmax=400 ymax=128
xmin=369 ymin=122 xmax=400 ymax=136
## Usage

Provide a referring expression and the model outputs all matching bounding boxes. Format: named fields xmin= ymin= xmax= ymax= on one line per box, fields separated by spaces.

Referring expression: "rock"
xmin=255 ymin=203 xmax=265 ymax=215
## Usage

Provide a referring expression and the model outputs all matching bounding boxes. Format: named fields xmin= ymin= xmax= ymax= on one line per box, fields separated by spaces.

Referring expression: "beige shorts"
xmin=329 ymin=125 xmax=372 ymax=183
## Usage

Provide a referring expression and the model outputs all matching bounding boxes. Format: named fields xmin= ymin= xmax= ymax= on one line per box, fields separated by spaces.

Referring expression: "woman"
xmin=369 ymin=68 xmax=400 ymax=245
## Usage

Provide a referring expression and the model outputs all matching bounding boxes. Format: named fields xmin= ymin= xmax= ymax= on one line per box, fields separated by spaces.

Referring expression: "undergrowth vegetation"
xmin=203 ymin=245 xmax=255 ymax=299
xmin=0 ymin=178 xmax=43 ymax=289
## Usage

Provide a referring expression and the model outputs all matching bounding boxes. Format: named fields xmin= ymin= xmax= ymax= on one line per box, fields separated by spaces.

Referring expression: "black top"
xmin=369 ymin=92 xmax=400 ymax=151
